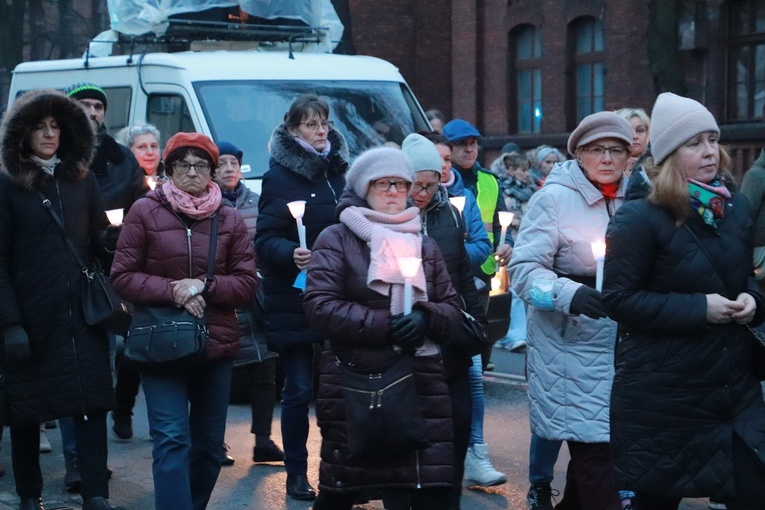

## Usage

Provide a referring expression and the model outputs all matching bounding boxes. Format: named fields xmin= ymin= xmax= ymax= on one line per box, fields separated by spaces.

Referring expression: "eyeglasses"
xmin=581 ymin=145 xmax=629 ymax=158
xmin=371 ymin=179 xmax=412 ymax=193
xmin=299 ymin=120 xmax=333 ymax=132
xmin=411 ymin=183 xmax=440 ymax=195
xmin=174 ymin=161 xmax=211 ymax=174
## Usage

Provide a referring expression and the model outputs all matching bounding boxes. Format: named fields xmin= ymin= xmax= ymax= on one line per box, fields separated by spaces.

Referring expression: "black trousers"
xmin=248 ymin=358 xmax=277 ymax=436
xmin=633 ymin=435 xmax=765 ymax=510
xmin=554 ymin=441 xmax=621 ymax=510
xmin=114 ymin=344 xmax=141 ymax=415
xmin=11 ymin=411 xmax=109 ymax=500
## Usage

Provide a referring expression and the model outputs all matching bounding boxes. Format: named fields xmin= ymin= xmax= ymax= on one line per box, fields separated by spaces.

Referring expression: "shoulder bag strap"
xmin=38 ymin=191 xmax=91 ymax=279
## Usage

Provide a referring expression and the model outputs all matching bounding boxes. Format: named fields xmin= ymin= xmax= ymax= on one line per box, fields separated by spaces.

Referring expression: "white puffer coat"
xmin=508 ymin=159 xmax=626 ymax=443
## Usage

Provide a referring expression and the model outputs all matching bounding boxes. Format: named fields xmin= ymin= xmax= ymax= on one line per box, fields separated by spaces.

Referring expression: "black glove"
xmin=4 ymin=324 xmax=30 ymax=365
xmin=389 ymin=309 xmax=430 ymax=351
xmin=569 ymin=286 xmax=607 ymax=319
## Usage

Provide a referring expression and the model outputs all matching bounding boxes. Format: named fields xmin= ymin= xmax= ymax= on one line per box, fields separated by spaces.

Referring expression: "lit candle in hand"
xmin=590 ymin=240 xmax=606 ymax=292
xmin=397 ymin=257 xmax=422 ymax=315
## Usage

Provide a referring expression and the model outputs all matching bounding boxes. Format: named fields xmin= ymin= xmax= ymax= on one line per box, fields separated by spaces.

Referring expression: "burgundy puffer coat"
xmin=110 ymin=189 xmax=258 ymax=359
xmin=304 ymin=211 xmax=462 ymax=494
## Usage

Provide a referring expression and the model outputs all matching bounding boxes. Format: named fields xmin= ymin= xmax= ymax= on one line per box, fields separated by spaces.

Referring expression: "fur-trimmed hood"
xmin=269 ymin=124 xmax=349 ymax=182
xmin=0 ymin=89 xmax=94 ymax=191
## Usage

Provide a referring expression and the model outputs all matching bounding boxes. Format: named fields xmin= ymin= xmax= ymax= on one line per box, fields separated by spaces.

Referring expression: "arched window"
xmin=509 ymin=25 xmax=543 ymax=133
xmin=568 ymin=17 xmax=605 ymax=126
xmin=727 ymin=0 xmax=765 ymax=121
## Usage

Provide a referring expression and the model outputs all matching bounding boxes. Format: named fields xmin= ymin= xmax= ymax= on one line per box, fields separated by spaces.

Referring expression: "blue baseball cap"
xmin=443 ymin=119 xmax=482 ymax=143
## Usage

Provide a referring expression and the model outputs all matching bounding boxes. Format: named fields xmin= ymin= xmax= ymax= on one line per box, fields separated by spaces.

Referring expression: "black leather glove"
xmin=569 ymin=286 xmax=607 ymax=319
xmin=4 ymin=324 xmax=31 ymax=365
xmin=389 ymin=309 xmax=430 ymax=351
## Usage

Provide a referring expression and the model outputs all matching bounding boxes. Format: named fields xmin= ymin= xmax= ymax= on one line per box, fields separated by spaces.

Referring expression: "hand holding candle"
xmin=397 ymin=256 xmax=422 ymax=315
xmin=590 ymin=239 xmax=606 ymax=291
xmin=497 ymin=211 xmax=514 ymax=249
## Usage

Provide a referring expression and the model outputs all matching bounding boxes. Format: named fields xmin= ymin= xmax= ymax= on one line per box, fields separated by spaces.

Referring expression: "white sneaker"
xmin=39 ymin=425 xmax=51 ymax=453
xmin=463 ymin=443 xmax=506 ymax=487
xmin=708 ymin=499 xmax=727 ymax=510
xmin=508 ymin=339 xmax=527 ymax=352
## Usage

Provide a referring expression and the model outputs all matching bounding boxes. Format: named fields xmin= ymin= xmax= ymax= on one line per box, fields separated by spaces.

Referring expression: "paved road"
xmin=0 ymin=349 xmax=709 ymax=509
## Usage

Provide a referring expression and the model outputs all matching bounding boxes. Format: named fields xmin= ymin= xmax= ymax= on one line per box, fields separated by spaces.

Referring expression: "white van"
xmin=8 ymin=47 xmax=430 ymax=191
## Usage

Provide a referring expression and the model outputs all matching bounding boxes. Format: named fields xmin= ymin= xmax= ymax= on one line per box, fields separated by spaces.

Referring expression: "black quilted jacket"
xmin=602 ymin=194 xmax=765 ymax=500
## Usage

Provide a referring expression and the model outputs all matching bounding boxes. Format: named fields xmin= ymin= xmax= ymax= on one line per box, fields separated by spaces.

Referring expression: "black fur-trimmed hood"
xmin=0 ymin=89 xmax=94 ymax=191
xmin=268 ymin=124 xmax=349 ymax=182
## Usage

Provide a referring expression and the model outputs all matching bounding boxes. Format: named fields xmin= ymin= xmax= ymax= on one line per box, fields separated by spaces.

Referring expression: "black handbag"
xmin=124 ymin=214 xmax=219 ymax=372
xmin=336 ymin=352 xmax=430 ymax=461
xmin=39 ymin=193 xmax=134 ymax=335
xmin=453 ymin=309 xmax=489 ymax=356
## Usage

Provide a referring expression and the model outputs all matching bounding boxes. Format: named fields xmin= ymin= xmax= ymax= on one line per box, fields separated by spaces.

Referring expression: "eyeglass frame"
xmin=216 ymin=158 xmax=241 ymax=170
xmin=173 ymin=161 xmax=212 ymax=174
xmin=411 ymin=182 xmax=440 ymax=195
xmin=580 ymin=144 xmax=630 ymax=159
xmin=371 ymin=179 xmax=412 ymax=193
xmin=298 ymin=119 xmax=334 ymax=132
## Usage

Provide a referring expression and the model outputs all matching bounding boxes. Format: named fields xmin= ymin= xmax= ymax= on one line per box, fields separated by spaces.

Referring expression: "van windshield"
xmin=195 ymin=80 xmax=430 ymax=179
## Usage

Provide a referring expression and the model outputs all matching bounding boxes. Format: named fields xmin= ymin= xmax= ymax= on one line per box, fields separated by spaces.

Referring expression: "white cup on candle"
xmin=497 ymin=211 xmax=514 ymax=248
xmin=397 ymin=257 xmax=422 ymax=315
xmin=105 ymin=209 xmax=124 ymax=225
xmin=590 ymin=240 xmax=606 ymax=291
xmin=145 ymin=175 xmax=158 ymax=190
xmin=449 ymin=196 xmax=466 ymax=215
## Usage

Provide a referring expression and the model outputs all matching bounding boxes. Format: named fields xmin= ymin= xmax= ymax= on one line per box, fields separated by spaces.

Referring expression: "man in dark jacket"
xmin=63 ymin=82 xmax=149 ymax=490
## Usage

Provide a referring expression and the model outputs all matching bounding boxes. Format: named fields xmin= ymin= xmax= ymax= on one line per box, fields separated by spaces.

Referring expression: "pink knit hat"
xmin=649 ymin=92 xmax=720 ymax=164
xmin=567 ymin=111 xmax=634 ymax=156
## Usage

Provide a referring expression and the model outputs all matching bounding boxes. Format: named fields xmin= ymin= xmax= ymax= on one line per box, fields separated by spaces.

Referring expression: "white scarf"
xmin=31 ymin=155 xmax=61 ymax=176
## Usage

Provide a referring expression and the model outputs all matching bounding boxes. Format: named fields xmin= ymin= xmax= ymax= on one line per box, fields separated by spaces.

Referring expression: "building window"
xmin=568 ymin=17 xmax=605 ymax=126
xmin=509 ymin=25 xmax=542 ymax=133
xmin=727 ymin=0 xmax=765 ymax=121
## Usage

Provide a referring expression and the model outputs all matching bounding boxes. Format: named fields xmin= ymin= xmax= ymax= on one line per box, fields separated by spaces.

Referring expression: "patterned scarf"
xmin=161 ymin=179 xmax=222 ymax=220
xmin=220 ymin=180 xmax=244 ymax=204
xmin=688 ymin=177 xmax=731 ymax=228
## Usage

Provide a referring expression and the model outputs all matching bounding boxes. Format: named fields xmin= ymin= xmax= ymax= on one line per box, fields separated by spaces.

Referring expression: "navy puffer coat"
xmin=603 ymin=194 xmax=765 ymax=500
xmin=254 ymin=125 xmax=348 ymax=350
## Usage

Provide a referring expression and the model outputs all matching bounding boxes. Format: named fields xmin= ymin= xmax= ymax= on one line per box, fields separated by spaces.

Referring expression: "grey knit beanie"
xmin=346 ymin=147 xmax=414 ymax=198
xmin=650 ymin=92 xmax=720 ymax=164
xmin=401 ymin=133 xmax=443 ymax=175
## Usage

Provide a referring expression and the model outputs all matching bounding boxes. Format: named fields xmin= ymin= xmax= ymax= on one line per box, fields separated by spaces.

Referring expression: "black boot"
xmin=286 ymin=473 xmax=316 ymax=501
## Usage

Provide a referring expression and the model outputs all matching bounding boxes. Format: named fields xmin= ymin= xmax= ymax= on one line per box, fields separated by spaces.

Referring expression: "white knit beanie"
xmin=650 ymin=92 xmax=720 ymax=164
xmin=401 ymin=133 xmax=443 ymax=175
xmin=346 ymin=147 xmax=414 ymax=198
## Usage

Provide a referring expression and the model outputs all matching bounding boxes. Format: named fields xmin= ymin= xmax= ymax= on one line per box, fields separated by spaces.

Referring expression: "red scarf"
xmin=595 ymin=182 xmax=619 ymax=200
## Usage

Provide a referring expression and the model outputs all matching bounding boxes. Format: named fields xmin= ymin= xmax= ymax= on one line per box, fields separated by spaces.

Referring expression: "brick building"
xmin=347 ymin=0 xmax=765 ymax=176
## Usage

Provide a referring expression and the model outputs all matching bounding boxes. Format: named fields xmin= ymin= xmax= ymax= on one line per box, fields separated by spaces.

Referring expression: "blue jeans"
xmin=505 ymin=290 xmax=527 ymax=343
xmin=529 ymin=432 xmax=562 ymax=485
xmin=468 ymin=354 xmax=484 ymax=445
xmin=278 ymin=343 xmax=315 ymax=475
xmin=58 ymin=416 xmax=77 ymax=463
xmin=142 ymin=358 xmax=233 ymax=510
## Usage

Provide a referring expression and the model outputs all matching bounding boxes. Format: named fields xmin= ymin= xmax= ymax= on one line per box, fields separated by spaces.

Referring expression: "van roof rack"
xmin=86 ymin=19 xmax=328 ymax=64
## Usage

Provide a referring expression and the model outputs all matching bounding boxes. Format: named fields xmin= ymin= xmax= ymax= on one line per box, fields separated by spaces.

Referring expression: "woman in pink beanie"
xmin=603 ymin=93 xmax=765 ymax=509
xmin=304 ymin=146 xmax=462 ymax=509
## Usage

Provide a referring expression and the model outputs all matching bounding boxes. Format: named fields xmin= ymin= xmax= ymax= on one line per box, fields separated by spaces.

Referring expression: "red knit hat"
xmin=162 ymin=132 xmax=219 ymax=165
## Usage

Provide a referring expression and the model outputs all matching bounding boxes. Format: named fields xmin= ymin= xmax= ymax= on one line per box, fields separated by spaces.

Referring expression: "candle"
xmin=449 ymin=196 xmax=465 ymax=215
xmin=287 ymin=200 xmax=307 ymax=250
xmin=397 ymin=257 xmax=422 ymax=314
xmin=105 ymin=209 xmax=123 ymax=225
xmin=497 ymin=211 xmax=514 ymax=249
xmin=590 ymin=240 xmax=606 ymax=291
xmin=145 ymin=175 xmax=157 ymax=190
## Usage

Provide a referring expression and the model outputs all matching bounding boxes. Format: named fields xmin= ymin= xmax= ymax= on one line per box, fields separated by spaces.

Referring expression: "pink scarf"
xmin=339 ymin=205 xmax=428 ymax=315
xmin=161 ymin=179 xmax=222 ymax=220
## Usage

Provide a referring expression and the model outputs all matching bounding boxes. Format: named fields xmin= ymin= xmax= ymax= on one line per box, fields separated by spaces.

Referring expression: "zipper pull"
xmin=187 ymin=228 xmax=192 ymax=238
